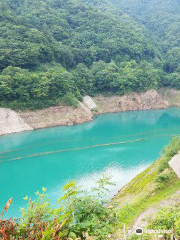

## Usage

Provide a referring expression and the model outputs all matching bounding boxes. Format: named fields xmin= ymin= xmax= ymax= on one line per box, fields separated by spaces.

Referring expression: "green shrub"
xmin=151 ymin=204 xmax=180 ymax=237
xmin=0 ymin=99 xmax=59 ymax=110
xmin=155 ymin=173 xmax=169 ymax=183
xmin=92 ymin=107 xmax=99 ymax=113
xmin=62 ymin=93 xmax=79 ymax=108
xmin=157 ymin=136 xmax=180 ymax=173
xmin=163 ymin=136 xmax=180 ymax=158
xmin=158 ymin=159 xmax=169 ymax=173
xmin=1 ymin=175 xmax=121 ymax=240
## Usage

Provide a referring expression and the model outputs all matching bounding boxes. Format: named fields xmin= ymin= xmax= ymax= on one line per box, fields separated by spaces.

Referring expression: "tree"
xmin=73 ymin=63 xmax=94 ymax=95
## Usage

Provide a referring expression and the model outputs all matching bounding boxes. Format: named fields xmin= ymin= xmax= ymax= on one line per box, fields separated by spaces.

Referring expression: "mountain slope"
xmin=0 ymin=0 xmax=163 ymax=109
xmin=117 ymin=0 xmax=180 ymax=45
xmin=107 ymin=0 xmax=180 ymax=93
xmin=0 ymin=0 xmax=155 ymax=70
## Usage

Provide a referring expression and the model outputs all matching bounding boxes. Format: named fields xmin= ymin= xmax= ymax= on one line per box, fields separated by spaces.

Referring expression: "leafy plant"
xmin=155 ymin=173 xmax=169 ymax=184
xmin=151 ymin=203 xmax=180 ymax=238
xmin=0 ymin=175 xmax=121 ymax=239
xmin=62 ymin=93 xmax=79 ymax=108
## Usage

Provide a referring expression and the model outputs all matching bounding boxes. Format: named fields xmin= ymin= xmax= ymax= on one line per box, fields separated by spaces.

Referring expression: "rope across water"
xmin=1 ymin=127 xmax=180 ymax=157
xmin=0 ymin=133 xmax=175 ymax=163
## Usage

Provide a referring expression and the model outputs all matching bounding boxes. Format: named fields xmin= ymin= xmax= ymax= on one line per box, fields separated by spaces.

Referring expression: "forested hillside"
xmin=0 ymin=0 xmax=178 ymax=109
xmin=117 ymin=0 xmax=180 ymax=88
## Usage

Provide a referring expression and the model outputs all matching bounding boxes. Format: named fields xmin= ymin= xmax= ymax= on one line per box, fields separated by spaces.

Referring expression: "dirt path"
xmin=133 ymin=190 xmax=180 ymax=228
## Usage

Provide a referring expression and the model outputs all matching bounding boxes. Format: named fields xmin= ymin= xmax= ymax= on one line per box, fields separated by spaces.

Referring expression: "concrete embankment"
xmin=169 ymin=152 xmax=180 ymax=179
xmin=1 ymin=88 xmax=180 ymax=136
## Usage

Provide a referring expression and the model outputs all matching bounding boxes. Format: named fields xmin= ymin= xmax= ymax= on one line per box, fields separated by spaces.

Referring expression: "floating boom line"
xmin=0 ymin=127 xmax=180 ymax=156
xmin=0 ymin=134 xmax=175 ymax=163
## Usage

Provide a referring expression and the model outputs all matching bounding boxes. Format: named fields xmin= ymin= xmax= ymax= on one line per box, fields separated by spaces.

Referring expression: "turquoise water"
xmin=1 ymin=108 xmax=180 ymax=218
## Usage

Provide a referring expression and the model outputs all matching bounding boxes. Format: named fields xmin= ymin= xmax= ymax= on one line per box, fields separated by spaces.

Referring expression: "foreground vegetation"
xmin=1 ymin=138 xmax=180 ymax=239
xmin=1 ymin=175 xmax=122 ymax=240
xmin=112 ymin=137 xmax=180 ymax=236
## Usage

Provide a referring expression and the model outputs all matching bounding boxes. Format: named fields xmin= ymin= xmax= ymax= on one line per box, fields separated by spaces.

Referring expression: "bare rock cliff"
xmin=93 ymin=90 xmax=168 ymax=115
xmin=1 ymin=88 xmax=180 ymax=136
xmin=19 ymin=106 xmax=92 ymax=130
xmin=0 ymin=108 xmax=33 ymax=136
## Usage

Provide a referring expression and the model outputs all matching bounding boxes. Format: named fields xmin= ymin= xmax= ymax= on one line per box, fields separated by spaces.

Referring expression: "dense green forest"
xmin=0 ymin=0 xmax=179 ymax=109
xmin=116 ymin=0 xmax=180 ymax=87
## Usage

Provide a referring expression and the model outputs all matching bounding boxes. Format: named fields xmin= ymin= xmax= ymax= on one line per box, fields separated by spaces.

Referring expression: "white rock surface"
xmin=83 ymin=96 xmax=97 ymax=110
xmin=79 ymin=102 xmax=93 ymax=117
xmin=169 ymin=151 xmax=180 ymax=179
xmin=0 ymin=108 xmax=33 ymax=136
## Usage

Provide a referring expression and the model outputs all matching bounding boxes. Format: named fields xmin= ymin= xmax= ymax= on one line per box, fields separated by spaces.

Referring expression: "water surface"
xmin=1 ymin=108 xmax=180 ymax=217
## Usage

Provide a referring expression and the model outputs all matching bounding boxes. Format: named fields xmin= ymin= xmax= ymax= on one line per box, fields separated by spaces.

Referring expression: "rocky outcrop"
xmin=0 ymin=108 xmax=33 ymax=136
xmin=1 ymin=88 xmax=180 ymax=136
xmin=93 ymin=89 xmax=168 ymax=115
xmin=79 ymin=102 xmax=93 ymax=118
xmin=169 ymin=151 xmax=180 ymax=179
xmin=83 ymin=96 xmax=98 ymax=110
xmin=19 ymin=105 xmax=92 ymax=130
xmin=159 ymin=88 xmax=180 ymax=107
xmin=17 ymin=90 xmax=169 ymax=132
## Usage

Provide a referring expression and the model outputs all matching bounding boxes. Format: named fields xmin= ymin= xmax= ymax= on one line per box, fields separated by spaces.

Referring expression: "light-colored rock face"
xmin=1 ymin=88 xmax=179 ymax=136
xmin=0 ymin=108 xmax=33 ymax=136
xmin=93 ymin=89 xmax=168 ymax=115
xmin=79 ymin=102 xmax=93 ymax=117
xmin=19 ymin=106 xmax=92 ymax=130
xmin=83 ymin=96 xmax=97 ymax=110
xmin=169 ymin=152 xmax=180 ymax=179
xmin=159 ymin=88 xmax=180 ymax=107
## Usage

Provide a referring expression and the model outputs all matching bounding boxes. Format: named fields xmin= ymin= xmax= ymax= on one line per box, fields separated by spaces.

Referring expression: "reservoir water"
xmin=1 ymin=108 xmax=180 ymax=218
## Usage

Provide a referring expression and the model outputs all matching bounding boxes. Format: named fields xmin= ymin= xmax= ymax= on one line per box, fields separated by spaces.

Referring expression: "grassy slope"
xmin=111 ymin=137 xmax=180 ymax=226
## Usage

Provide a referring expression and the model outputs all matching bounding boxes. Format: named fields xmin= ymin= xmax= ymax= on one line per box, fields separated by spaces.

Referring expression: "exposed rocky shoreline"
xmin=93 ymin=89 xmax=168 ymax=115
xmin=0 ymin=88 xmax=180 ymax=136
xmin=0 ymin=108 xmax=33 ymax=136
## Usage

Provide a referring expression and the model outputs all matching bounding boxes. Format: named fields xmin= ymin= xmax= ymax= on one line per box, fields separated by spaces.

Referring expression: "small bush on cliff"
xmin=157 ymin=136 xmax=180 ymax=174
xmin=1 ymin=175 xmax=120 ymax=240
xmin=62 ymin=93 xmax=79 ymax=108
xmin=163 ymin=136 xmax=180 ymax=159
xmin=150 ymin=203 xmax=180 ymax=238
